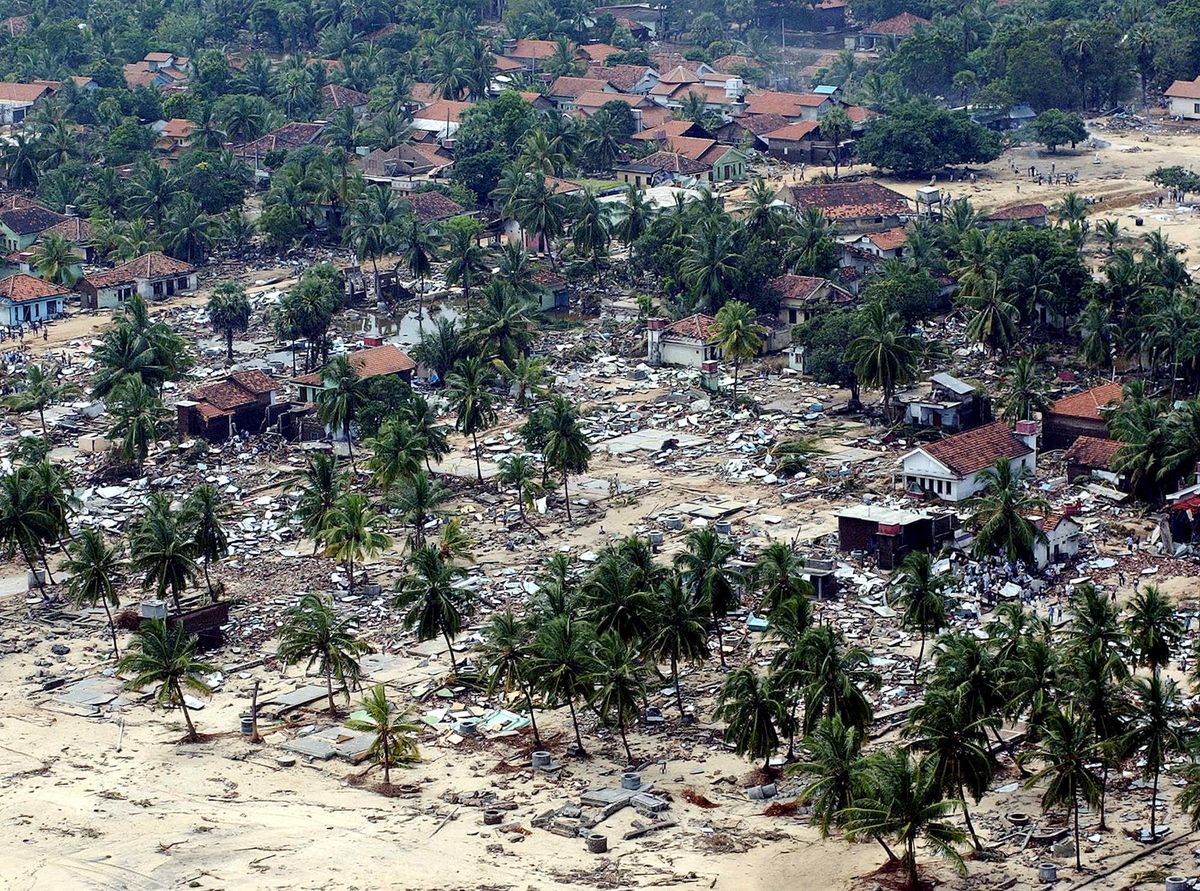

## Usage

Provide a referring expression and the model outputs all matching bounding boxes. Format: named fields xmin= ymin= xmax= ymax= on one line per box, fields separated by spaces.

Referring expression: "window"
xmin=1194 ymin=103 xmax=1200 ymax=114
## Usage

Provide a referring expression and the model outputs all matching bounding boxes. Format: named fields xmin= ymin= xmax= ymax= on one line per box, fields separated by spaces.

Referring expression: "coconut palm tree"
xmin=1022 ymin=707 xmax=1103 ymax=869
xmin=391 ymin=470 xmax=449 ymax=549
xmin=443 ymin=224 xmax=492 ymax=313
xmin=961 ymin=274 xmax=1019 ymax=356
xmin=712 ymin=299 xmax=764 ymax=402
xmin=754 ymin=542 xmax=814 ymax=614
xmin=402 ymin=395 xmax=451 ymax=470
xmin=395 ymin=212 xmax=439 ymax=321
xmin=818 ymin=107 xmax=852 ymax=179
xmin=64 ymin=528 xmax=125 ymax=658
xmin=295 ymin=452 xmax=345 ymax=550
xmin=844 ymin=750 xmax=966 ymax=890
xmin=2 ymin=363 xmax=76 ymax=435
xmin=906 ymin=687 xmax=996 ymax=851
xmin=119 ymin=620 xmax=214 ymax=742
xmin=347 ymin=684 xmax=421 ymax=786
xmin=848 ymin=299 xmax=920 ymax=422
xmin=647 ymin=572 xmax=710 ymax=718
xmin=1125 ymin=672 xmax=1187 ymax=838
xmin=681 ymin=219 xmax=738 ymax=313
xmin=569 ymin=188 xmax=611 ymax=272
xmin=1097 ymin=218 xmax=1122 ymax=254
xmin=1124 ymin=583 xmax=1182 ymax=672
xmin=999 ymin=356 xmax=1050 ymax=424
xmin=532 ymin=615 xmax=596 ymax=753
xmin=317 ymin=355 xmax=370 ymax=468
xmin=30 ymin=232 xmax=79 ymax=286
xmin=541 ymin=396 xmax=591 ymax=523
xmin=365 ymin=418 xmax=426 ymax=493
xmin=895 ymin=551 xmax=950 ymax=670
xmin=791 ymin=715 xmax=870 ymax=838
xmin=513 ymin=174 xmax=568 ymax=262
xmin=616 ymin=184 xmax=650 ymax=261
xmin=130 ymin=501 xmax=199 ymax=614
xmin=0 ymin=467 xmax=56 ymax=590
xmin=479 ymin=608 xmax=542 ymax=748
xmin=446 ymin=356 xmax=498 ymax=483
xmin=966 ymin=458 xmax=1047 ymax=563
xmin=106 ymin=377 xmax=167 ymax=473
xmin=471 ymin=285 xmax=538 ymax=365
xmin=207 ymin=282 xmax=252 ymax=364
xmin=715 ymin=666 xmax=784 ymax=772
xmin=583 ymin=554 xmax=654 ymax=645
xmin=277 ymin=592 xmax=372 ymax=715
xmin=497 ymin=453 xmax=540 ymax=520
xmin=320 ymin=493 xmax=393 ymax=590
xmin=796 ymin=625 xmax=881 ymax=733
xmin=674 ymin=526 xmax=742 ymax=666
xmin=590 ymin=630 xmax=645 ymax=763
xmin=1064 ymin=644 xmax=1129 ymax=830
xmin=184 ymin=485 xmax=228 ymax=599
xmin=394 ymin=544 xmax=470 ymax=674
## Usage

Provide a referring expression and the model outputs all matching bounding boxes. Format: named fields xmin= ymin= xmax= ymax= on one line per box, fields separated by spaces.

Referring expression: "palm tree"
xmin=394 ymin=545 xmax=470 ymax=674
xmin=64 ymin=528 xmax=125 ymax=658
xmin=295 ymin=452 xmax=345 ymax=550
xmin=583 ymin=555 xmax=654 ymax=645
xmin=346 ymin=684 xmax=421 ymax=786
xmin=1021 ymin=707 xmax=1103 ymax=870
xmin=569 ymin=189 xmax=612 ymax=272
xmin=967 ymin=459 xmax=1047 ymax=563
xmin=184 ymin=485 xmax=228 ymax=599
xmin=493 ymin=354 xmax=548 ymax=409
xmin=616 ymin=185 xmax=650 ymax=261
xmin=30 ymin=232 xmax=79 ymax=286
xmin=754 ymin=542 xmax=814 ymax=614
xmin=541 ymin=396 xmax=591 ymax=522
xmin=366 ymin=418 xmax=426 ymax=493
xmin=589 ymin=630 xmax=645 ymax=763
xmin=532 ymin=615 xmax=596 ymax=753
xmin=647 ymin=572 xmax=710 ymax=718
xmin=791 ymin=716 xmax=869 ymax=838
xmin=895 ymin=551 xmax=949 ymax=670
xmin=391 ymin=470 xmax=449 ymax=549
xmin=1124 ymin=584 xmax=1182 ymax=672
xmin=999 ymin=356 xmax=1050 ymax=424
xmin=1125 ymin=672 xmax=1187 ymax=838
xmin=3 ymin=363 xmax=76 ymax=435
xmin=317 ymin=355 xmax=370 ymax=468
xmin=320 ymin=493 xmax=393 ymax=590
xmin=395 ymin=213 xmax=439 ymax=322
xmin=119 ymin=620 xmax=214 ymax=742
xmin=848 ymin=300 xmax=920 ymax=422
xmin=513 ymin=175 xmax=568 ymax=262
xmin=674 ymin=526 xmax=742 ymax=666
xmin=844 ymin=750 xmax=966 ymax=890
xmin=480 ymin=609 xmax=542 ymax=749
xmin=277 ymin=593 xmax=371 ymax=715
xmin=0 ymin=467 xmax=56 ymax=590
xmin=105 ymin=377 xmax=167 ymax=473
xmin=796 ymin=625 xmax=881 ymax=732
xmin=207 ymin=282 xmax=252 ymax=364
xmin=680 ymin=219 xmax=738 ymax=312
xmin=446 ymin=357 xmax=498 ymax=482
xmin=961 ymin=275 xmax=1019 ymax=355
xmin=1097 ymin=218 xmax=1122 ymax=254
xmin=712 ymin=300 xmax=763 ymax=402
xmin=130 ymin=500 xmax=199 ymax=614
xmin=443 ymin=224 xmax=492 ymax=313
xmin=497 ymin=453 xmax=540 ymax=520
xmin=906 ymin=687 xmax=995 ymax=850
xmin=818 ymin=107 xmax=852 ymax=179
xmin=1065 ymin=644 xmax=1129 ymax=830
xmin=715 ymin=667 xmax=784 ymax=772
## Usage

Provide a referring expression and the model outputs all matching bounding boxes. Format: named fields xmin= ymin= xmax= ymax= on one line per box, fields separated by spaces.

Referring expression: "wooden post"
xmin=250 ymin=679 xmax=262 ymax=744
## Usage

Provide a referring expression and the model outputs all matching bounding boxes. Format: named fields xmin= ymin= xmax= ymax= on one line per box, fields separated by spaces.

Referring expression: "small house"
xmin=743 ymin=91 xmax=833 ymax=121
xmin=895 ymin=372 xmax=991 ymax=432
xmin=547 ymin=76 xmax=612 ymax=110
xmin=850 ymin=226 xmax=908 ymax=260
xmin=1165 ymin=76 xmax=1200 ymax=120
xmin=290 ymin=344 xmax=416 ymax=406
xmin=497 ymin=38 xmax=559 ymax=73
xmin=533 ymin=270 xmax=569 ymax=313
xmin=835 ymin=502 xmax=958 ymax=569
xmin=647 ymin=314 xmax=719 ymax=368
xmin=78 ymin=252 xmax=197 ymax=310
xmin=855 ymin=12 xmax=929 ymax=50
xmin=1041 ymin=382 xmax=1123 ymax=451
xmin=775 ymin=182 xmax=910 ymax=234
xmin=410 ymin=100 xmax=473 ymax=141
xmin=0 ymin=81 xmax=50 ymax=124
xmin=769 ymin=273 xmax=855 ymax=327
xmin=981 ymin=203 xmax=1048 ymax=228
xmin=1063 ymin=435 xmax=1126 ymax=488
xmin=0 ymin=274 xmax=69 ymax=327
xmin=0 ymin=204 xmax=66 ymax=252
xmin=1032 ymin=509 xmax=1083 ymax=568
xmin=322 ymin=83 xmax=371 ymax=116
xmin=899 ymin=420 xmax=1038 ymax=502
xmin=175 ymin=370 xmax=279 ymax=442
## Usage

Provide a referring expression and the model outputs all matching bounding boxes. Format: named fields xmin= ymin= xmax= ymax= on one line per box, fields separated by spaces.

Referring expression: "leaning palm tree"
xmin=714 ymin=666 xmax=784 ymax=772
xmin=3 ymin=363 xmax=77 ymax=435
xmin=346 ymin=684 xmax=421 ymax=786
xmin=674 ymin=526 xmax=742 ymax=666
xmin=130 ymin=501 xmax=199 ymax=614
xmin=365 ymin=417 xmax=426 ymax=493
xmin=295 ymin=452 xmax=345 ymax=550
xmin=791 ymin=715 xmax=870 ymax=839
xmin=844 ymin=750 xmax=966 ymax=890
xmin=64 ymin=528 xmax=125 ymax=658
xmin=317 ymin=355 xmax=370 ymax=468
xmin=589 ymin=630 xmax=645 ymax=764
xmin=393 ymin=545 xmax=471 ymax=674
xmin=184 ymin=485 xmax=228 ymax=599
xmin=712 ymin=299 xmax=764 ymax=402
xmin=796 ymin=624 xmax=881 ymax=733
xmin=960 ymin=275 xmax=1019 ymax=356
xmin=446 ymin=357 xmax=498 ymax=482
xmin=320 ymin=493 xmax=393 ymax=590
xmin=532 ymin=615 xmax=596 ymax=753
xmin=118 ymin=620 xmax=214 ymax=742
xmin=0 ymin=467 xmax=56 ymax=589
xmin=966 ymin=458 xmax=1047 ymax=563
xmin=646 ymin=572 xmax=710 ymax=719
xmin=1124 ymin=672 xmax=1188 ymax=838
xmin=541 ymin=396 xmax=591 ymax=522
xmin=848 ymin=299 xmax=920 ymax=422
xmin=1124 ymin=584 xmax=1182 ymax=672
xmin=754 ymin=542 xmax=814 ymax=614
xmin=277 ymin=593 xmax=372 ymax=715
xmin=443 ymin=223 xmax=492 ymax=313
xmin=895 ymin=551 xmax=950 ymax=670
xmin=105 ymin=376 xmax=167 ymax=473
xmin=1021 ymin=707 xmax=1103 ymax=870
xmin=479 ymin=608 xmax=542 ymax=749
xmin=1064 ymin=643 xmax=1129 ymax=830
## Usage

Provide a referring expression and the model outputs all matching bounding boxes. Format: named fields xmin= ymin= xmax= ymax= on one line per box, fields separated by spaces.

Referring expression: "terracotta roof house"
xmin=410 ymin=99 xmax=473 ymax=139
xmin=230 ymin=122 xmax=327 ymax=172
xmin=1 ymin=15 xmax=28 ymax=37
xmin=1032 ymin=509 xmax=1083 ymax=567
xmin=633 ymin=119 xmax=714 ymax=143
xmin=646 ymin=314 xmax=720 ymax=368
xmin=78 ymin=252 xmax=197 ymax=310
xmin=1064 ymin=435 xmax=1127 ymax=487
xmin=532 ymin=268 xmax=569 ymax=312
xmin=776 ymin=182 xmax=910 ymax=233
xmin=0 ymin=274 xmax=69 ymax=327
xmin=713 ymin=113 xmax=790 ymax=150
xmin=176 ymin=370 xmax=280 ymax=442
xmin=1165 ymin=76 xmax=1200 ymax=120
xmin=577 ymin=42 xmax=620 ymax=64
xmin=858 ymin=12 xmax=929 ymax=49
xmin=1042 ymin=382 xmax=1124 ymax=450
xmin=322 ymin=83 xmax=371 ymax=114
xmin=614 ymin=151 xmax=711 ymax=188
xmin=900 ymin=420 xmax=1038 ymax=502
xmin=769 ymin=274 xmax=855 ymax=326
xmin=357 ymin=142 xmax=453 ymax=180
xmin=402 ymin=191 xmax=467 ymax=225
xmin=0 ymin=80 xmax=51 ymax=124
xmin=595 ymin=4 xmax=664 ymax=37
xmin=846 ymin=226 xmax=909 ymax=262
xmin=573 ymin=90 xmax=671 ymax=129
xmin=409 ymin=82 xmax=440 ymax=107
xmin=0 ymin=204 xmax=67 ymax=252
xmin=123 ymin=53 xmax=191 ymax=92
xmin=761 ymin=119 xmax=823 ymax=161
xmin=744 ymin=90 xmax=833 ymax=121
xmin=291 ymin=345 xmax=416 ymax=411
xmin=591 ymin=64 xmax=659 ymax=93
xmin=982 ymin=203 xmax=1049 ymax=228
xmin=548 ymin=76 xmax=612 ymax=109
xmin=499 ymin=38 xmax=560 ymax=72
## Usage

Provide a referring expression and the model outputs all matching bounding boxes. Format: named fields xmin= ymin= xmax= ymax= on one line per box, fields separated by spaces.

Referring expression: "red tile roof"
xmin=0 ymin=204 xmax=65 ymax=235
xmin=578 ymin=43 xmax=619 ymax=63
xmin=1064 ymin=435 xmax=1124 ymax=469
xmin=189 ymin=372 xmax=277 ymax=412
xmin=161 ymin=118 xmax=194 ymax=139
xmin=844 ymin=105 xmax=878 ymax=124
xmin=662 ymin=313 xmax=716 ymax=341
xmin=658 ymin=65 xmax=699 ymax=84
xmin=83 ymin=252 xmax=194 ymax=289
xmin=634 ymin=119 xmax=708 ymax=141
xmin=403 ymin=191 xmax=465 ymax=223
xmin=1034 ymin=510 xmax=1078 ymax=532
xmin=0 ymin=273 xmax=69 ymax=303
xmin=505 ymin=39 xmax=559 ymax=60
xmin=322 ymin=83 xmax=370 ymax=109
xmin=865 ymin=12 xmax=929 ymax=36
xmin=291 ymin=345 xmax=416 ymax=387
xmin=0 ymin=81 xmax=50 ymax=103
xmin=987 ymin=202 xmax=1048 ymax=221
xmin=232 ymin=122 xmax=326 ymax=156
xmin=628 ymin=150 xmax=711 ymax=175
xmin=769 ymin=274 xmax=828 ymax=302
xmin=1047 ymin=383 xmax=1124 ymax=421
xmin=411 ymin=99 xmax=472 ymax=125
xmin=920 ymin=420 xmax=1033 ymax=476
xmin=594 ymin=64 xmax=656 ymax=92
xmin=780 ymin=182 xmax=910 ymax=220
xmin=1165 ymin=77 xmax=1200 ymax=100
xmin=745 ymin=91 xmax=827 ymax=117
xmin=867 ymin=226 xmax=908 ymax=251
xmin=734 ymin=113 xmax=793 ymax=136
xmin=549 ymin=76 xmax=610 ymax=98
xmin=763 ymin=120 xmax=821 ymax=141
xmin=574 ymin=90 xmax=645 ymax=109
xmin=44 ymin=216 xmax=91 ymax=243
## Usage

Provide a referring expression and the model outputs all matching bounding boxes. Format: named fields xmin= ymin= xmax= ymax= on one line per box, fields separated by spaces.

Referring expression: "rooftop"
xmin=322 ymin=83 xmax=371 ymax=109
xmin=916 ymin=420 xmax=1033 ymax=476
xmin=291 ymin=344 xmax=417 ymax=388
xmin=744 ymin=91 xmax=828 ymax=117
xmin=1064 ymin=435 xmax=1125 ymax=469
xmin=780 ymin=182 xmax=910 ymax=220
xmin=83 ymin=252 xmax=195 ymax=289
xmin=864 ymin=12 xmax=929 ymax=36
xmin=987 ymin=202 xmax=1048 ymax=221
xmin=403 ymin=191 xmax=466 ymax=223
xmin=0 ymin=81 xmax=50 ymax=103
xmin=1165 ymin=76 xmax=1200 ymax=100
xmin=188 ymin=371 xmax=278 ymax=413
xmin=662 ymin=313 xmax=717 ymax=341
xmin=0 ymin=273 xmax=69 ymax=304
xmin=1047 ymin=382 xmax=1124 ymax=421
xmin=0 ymin=204 xmax=65 ymax=235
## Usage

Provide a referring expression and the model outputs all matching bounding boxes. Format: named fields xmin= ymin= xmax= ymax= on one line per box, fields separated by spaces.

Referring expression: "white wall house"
xmin=1032 ymin=513 xmax=1082 ymax=568
xmin=1166 ymin=77 xmax=1200 ymax=120
xmin=899 ymin=420 xmax=1038 ymax=502
xmin=647 ymin=314 xmax=720 ymax=369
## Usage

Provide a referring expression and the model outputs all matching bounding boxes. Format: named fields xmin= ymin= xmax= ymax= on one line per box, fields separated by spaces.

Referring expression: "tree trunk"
xmin=441 ymin=626 xmax=458 ymax=674
xmin=618 ymin=712 xmax=631 ymax=764
xmin=1098 ymin=762 xmax=1109 ymax=831
xmin=1074 ymin=793 xmax=1082 ymax=870
xmin=960 ymin=782 xmax=981 ymax=850
xmin=326 ymin=665 xmax=336 ymax=716
xmin=521 ymin=679 xmax=542 ymax=748
xmin=382 ymin=732 xmax=391 ymax=787
xmin=1151 ymin=763 xmax=1159 ymax=837
xmin=38 ymin=407 xmax=46 ymax=435
xmin=916 ymin=632 xmax=925 ymax=671
xmin=177 ymin=681 xmax=199 ymax=741
xmin=732 ymin=360 xmax=740 ymax=402
xmin=671 ymin=651 xmax=686 ymax=718
xmin=18 ymin=541 xmax=45 ymax=594
xmin=347 ymin=553 xmax=354 ymax=595
xmin=346 ymin=423 xmax=356 ymax=471
xmin=875 ymin=835 xmax=898 ymax=862
xmin=713 ymin=607 xmax=726 ymax=668
xmin=562 ymin=469 xmax=572 ymax=522
xmin=472 ymin=430 xmax=482 ymax=482
xmin=101 ymin=597 xmax=119 ymax=658
xmin=567 ymin=697 xmax=585 ymax=753
xmin=38 ymin=549 xmax=54 ymax=584
xmin=226 ymin=328 xmax=234 ymax=363
xmin=250 ymin=678 xmax=262 ymax=744
xmin=203 ymin=558 xmax=213 ymax=598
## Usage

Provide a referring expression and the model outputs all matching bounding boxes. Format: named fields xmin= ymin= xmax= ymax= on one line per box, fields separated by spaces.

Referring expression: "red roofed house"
xmin=547 ymin=76 xmax=612 ymax=110
xmin=776 ymin=181 xmax=911 ymax=234
xmin=176 ymin=370 xmax=280 ymax=442
xmin=0 ymin=81 xmax=51 ymax=124
xmin=498 ymin=38 xmax=560 ymax=72
xmin=410 ymin=99 xmax=473 ymax=140
xmin=646 ymin=314 xmax=720 ymax=368
xmin=322 ymin=83 xmax=371 ymax=115
xmin=857 ymin=12 xmax=930 ymax=49
xmin=78 ymin=252 xmax=197 ymax=310
xmin=769 ymin=273 xmax=855 ymax=326
xmin=899 ymin=420 xmax=1038 ymax=501
xmin=1042 ymin=382 xmax=1124 ymax=450
xmin=744 ymin=90 xmax=833 ymax=121
xmin=849 ymin=226 xmax=908 ymax=260
xmin=1032 ymin=507 xmax=1083 ymax=567
xmin=402 ymin=191 xmax=467 ymax=226
xmin=1064 ymin=435 xmax=1127 ymax=487
xmin=1165 ymin=75 xmax=1200 ymax=120
xmin=290 ymin=346 xmax=417 ymax=429
xmin=230 ymin=122 xmax=327 ymax=176
xmin=982 ymin=203 xmax=1048 ymax=228
xmin=0 ymin=274 xmax=69 ymax=327
xmin=761 ymin=120 xmax=823 ymax=160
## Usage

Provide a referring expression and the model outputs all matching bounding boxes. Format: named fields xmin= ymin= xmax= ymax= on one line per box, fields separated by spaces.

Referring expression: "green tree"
xmin=589 ymin=630 xmax=645 ymax=763
xmin=317 ymin=355 xmax=370 ymax=468
xmin=184 ymin=484 xmax=228 ymax=599
xmin=1124 ymin=583 xmax=1182 ymax=672
xmin=1030 ymin=109 xmax=1088 ymax=153
xmin=30 ymin=232 xmax=79 ymax=286
xmin=130 ymin=498 xmax=199 ymax=614
xmin=446 ymin=357 xmax=498 ymax=482
xmin=391 ymin=470 xmax=449 ymax=550
xmin=712 ymin=299 xmax=763 ymax=402
xmin=791 ymin=715 xmax=869 ymax=838
xmin=346 ymin=684 xmax=421 ymax=786
xmin=320 ymin=493 xmax=393 ymax=589
xmin=479 ymin=608 xmax=542 ymax=748
xmin=1125 ymin=672 xmax=1187 ymax=838
xmin=796 ymin=625 xmax=881 ymax=733
xmin=674 ymin=526 xmax=742 ymax=667
xmin=895 ymin=551 xmax=949 ymax=670
xmin=443 ymin=218 xmax=492 ymax=313
xmin=64 ymin=528 xmax=125 ymax=658
xmin=0 ymin=467 xmax=56 ymax=590
xmin=2 ymin=363 xmax=77 ymax=435
xmin=394 ymin=545 xmax=471 ymax=674
xmin=999 ymin=356 xmax=1050 ymax=424
xmin=497 ymin=453 xmax=540 ymax=521
xmin=295 ymin=452 xmax=345 ymax=550
xmin=277 ymin=592 xmax=371 ymax=715
xmin=715 ymin=666 xmax=784 ymax=771
xmin=119 ymin=620 xmax=214 ymax=742
xmin=754 ymin=542 xmax=814 ymax=614
xmin=532 ymin=615 xmax=596 ymax=753
xmin=647 ymin=572 xmax=710 ymax=718
xmin=366 ymin=417 xmax=426 ymax=493
xmin=541 ymin=396 xmax=591 ymax=523
xmin=819 ymin=107 xmax=853 ymax=179
xmin=967 ymin=459 xmax=1047 ymax=563
xmin=207 ymin=281 xmax=252 ymax=363
xmin=848 ymin=300 xmax=921 ymax=422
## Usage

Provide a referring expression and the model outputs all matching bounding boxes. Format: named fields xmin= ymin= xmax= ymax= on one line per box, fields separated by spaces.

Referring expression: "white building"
xmin=899 ymin=420 xmax=1038 ymax=502
xmin=1165 ymin=76 xmax=1200 ymax=120
xmin=647 ymin=314 xmax=719 ymax=368
xmin=1032 ymin=511 xmax=1082 ymax=568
